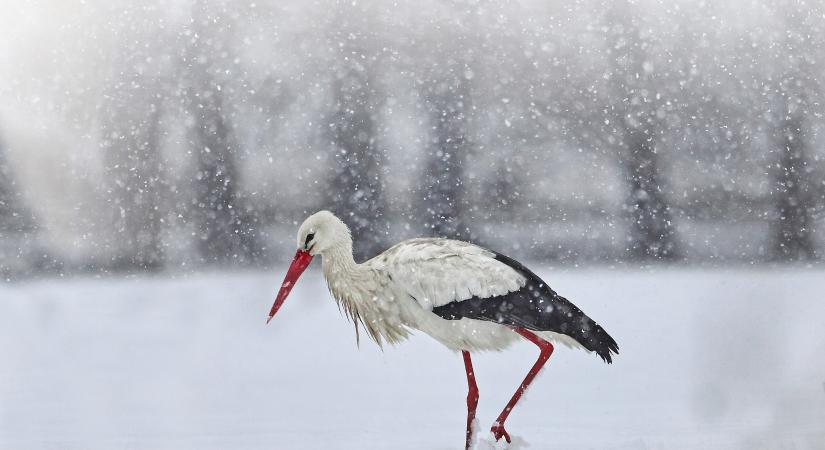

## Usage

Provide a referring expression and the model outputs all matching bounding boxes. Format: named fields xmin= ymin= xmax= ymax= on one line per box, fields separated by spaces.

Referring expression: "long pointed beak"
xmin=267 ymin=249 xmax=313 ymax=324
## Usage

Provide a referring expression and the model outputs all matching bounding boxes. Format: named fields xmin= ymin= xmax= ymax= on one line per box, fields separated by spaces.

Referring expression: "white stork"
xmin=267 ymin=211 xmax=618 ymax=449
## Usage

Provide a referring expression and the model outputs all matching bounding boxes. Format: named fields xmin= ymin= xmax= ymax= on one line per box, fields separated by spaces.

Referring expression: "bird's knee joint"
xmin=539 ymin=343 xmax=554 ymax=356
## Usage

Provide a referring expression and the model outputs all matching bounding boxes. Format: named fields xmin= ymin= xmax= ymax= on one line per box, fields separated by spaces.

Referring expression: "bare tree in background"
xmin=326 ymin=41 xmax=388 ymax=262
xmin=604 ymin=2 xmax=680 ymax=261
xmin=184 ymin=0 xmax=261 ymax=264
xmin=101 ymin=64 xmax=166 ymax=270
xmin=0 ymin=134 xmax=34 ymax=234
xmin=771 ymin=114 xmax=816 ymax=260
xmin=0 ymin=131 xmax=43 ymax=278
xmin=486 ymin=164 xmax=521 ymax=216
xmin=766 ymin=5 xmax=821 ymax=261
xmin=411 ymin=1 xmax=484 ymax=241
xmin=418 ymin=62 xmax=474 ymax=240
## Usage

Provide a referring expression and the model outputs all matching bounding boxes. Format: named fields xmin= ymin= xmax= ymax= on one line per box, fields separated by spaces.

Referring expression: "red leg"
xmin=463 ymin=350 xmax=479 ymax=450
xmin=490 ymin=327 xmax=554 ymax=443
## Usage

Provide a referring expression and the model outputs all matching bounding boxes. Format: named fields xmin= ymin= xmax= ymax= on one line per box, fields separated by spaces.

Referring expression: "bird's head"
xmin=267 ymin=210 xmax=350 ymax=324
xmin=296 ymin=210 xmax=351 ymax=257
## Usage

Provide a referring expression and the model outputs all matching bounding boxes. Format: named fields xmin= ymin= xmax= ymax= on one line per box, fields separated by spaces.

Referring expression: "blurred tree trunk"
xmin=189 ymin=76 xmax=261 ymax=265
xmin=487 ymin=164 xmax=521 ymax=217
xmin=327 ymin=54 xmax=388 ymax=262
xmin=104 ymin=105 xmax=163 ymax=269
xmin=186 ymin=0 xmax=261 ymax=265
xmin=0 ymin=131 xmax=47 ymax=278
xmin=770 ymin=114 xmax=816 ymax=260
xmin=419 ymin=70 xmax=473 ymax=240
xmin=0 ymin=133 xmax=36 ymax=280
xmin=0 ymin=135 xmax=34 ymax=234
xmin=623 ymin=128 xmax=679 ymax=260
xmin=102 ymin=99 xmax=165 ymax=270
xmin=606 ymin=1 xmax=680 ymax=261
xmin=765 ymin=3 xmax=821 ymax=261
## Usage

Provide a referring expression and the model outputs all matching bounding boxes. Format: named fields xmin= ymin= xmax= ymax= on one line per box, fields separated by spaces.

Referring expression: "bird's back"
xmin=366 ymin=238 xmax=527 ymax=309
xmin=368 ymin=238 xmax=619 ymax=362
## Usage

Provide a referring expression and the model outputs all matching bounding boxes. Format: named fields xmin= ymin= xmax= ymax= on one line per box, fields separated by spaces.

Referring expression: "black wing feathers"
xmin=431 ymin=252 xmax=619 ymax=363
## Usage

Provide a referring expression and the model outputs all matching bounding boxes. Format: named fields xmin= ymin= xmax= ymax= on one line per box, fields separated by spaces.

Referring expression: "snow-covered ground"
xmin=1 ymin=268 xmax=824 ymax=450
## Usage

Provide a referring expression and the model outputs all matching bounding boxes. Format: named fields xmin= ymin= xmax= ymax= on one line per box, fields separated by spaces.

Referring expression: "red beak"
xmin=267 ymin=249 xmax=313 ymax=324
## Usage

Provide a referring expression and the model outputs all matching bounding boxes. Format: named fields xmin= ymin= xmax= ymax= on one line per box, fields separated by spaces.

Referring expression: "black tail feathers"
xmin=579 ymin=321 xmax=619 ymax=364
xmin=491 ymin=251 xmax=619 ymax=364
xmin=430 ymin=250 xmax=620 ymax=364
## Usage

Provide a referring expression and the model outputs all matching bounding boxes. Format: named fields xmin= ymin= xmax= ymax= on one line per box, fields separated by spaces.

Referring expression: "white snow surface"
xmin=1 ymin=268 xmax=824 ymax=450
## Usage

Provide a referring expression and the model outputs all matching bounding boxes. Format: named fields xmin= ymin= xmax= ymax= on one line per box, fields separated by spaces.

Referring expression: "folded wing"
xmin=367 ymin=238 xmax=526 ymax=310
xmin=368 ymin=238 xmax=619 ymax=363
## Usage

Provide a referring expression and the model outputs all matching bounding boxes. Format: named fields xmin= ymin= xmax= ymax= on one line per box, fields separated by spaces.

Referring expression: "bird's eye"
xmin=304 ymin=233 xmax=315 ymax=248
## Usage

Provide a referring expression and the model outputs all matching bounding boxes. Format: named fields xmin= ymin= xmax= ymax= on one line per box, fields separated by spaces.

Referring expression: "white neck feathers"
xmin=320 ymin=239 xmax=409 ymax=347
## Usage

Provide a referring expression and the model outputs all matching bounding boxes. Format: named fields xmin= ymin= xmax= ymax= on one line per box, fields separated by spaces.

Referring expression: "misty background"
xmin=1 ymin=0 xmax=824 ymax=280
xmin=1 ymin=1 xmax=825 ymax=449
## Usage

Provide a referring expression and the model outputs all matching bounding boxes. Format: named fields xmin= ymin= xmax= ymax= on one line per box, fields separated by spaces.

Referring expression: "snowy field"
xmin=1 ymin=268 xmax=824 ymax=450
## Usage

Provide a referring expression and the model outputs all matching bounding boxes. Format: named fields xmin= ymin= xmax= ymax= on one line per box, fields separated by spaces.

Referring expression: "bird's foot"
xmin=490 ymin=422 xmax=511 ymax=443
